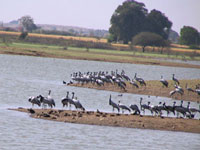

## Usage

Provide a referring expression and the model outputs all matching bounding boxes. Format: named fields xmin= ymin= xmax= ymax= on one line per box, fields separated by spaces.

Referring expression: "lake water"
xmin=155 ymin=58 xmax=200 ymax=66
xmin=0 ymin=54 xmax=200 ymax=150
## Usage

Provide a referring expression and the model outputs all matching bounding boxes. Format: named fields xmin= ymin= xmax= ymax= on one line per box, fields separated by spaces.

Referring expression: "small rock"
xmin=64 ymin=113 xmax=70 ymax=116
xmin=78 ymin=114 xmax=82 ymax=117
xmin=72 ymin=113 xmax=77 ymax=116
xmin=48 ymin=110 xmax=53 ymax=114
xmin=42 ymin=113 xmax=50 ymax=117
xmin=28 ymin=108 xmax=35 ymax=114
xmin=58 ymin=110 xmax=64 ymax=113
xmin=86 ymin=111 xmax=91 ymax=114
xmin=55 ymin=114 xmax=59 ymax=117
xmin=52 ymin=117 xmax=57 ymax=119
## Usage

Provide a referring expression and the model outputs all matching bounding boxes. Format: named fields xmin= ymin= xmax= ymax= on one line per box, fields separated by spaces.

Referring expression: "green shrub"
xmin=19 ymin=32 xmax=28 ymax=40
xmin=189 ymin=45 xmax=200 ymax=50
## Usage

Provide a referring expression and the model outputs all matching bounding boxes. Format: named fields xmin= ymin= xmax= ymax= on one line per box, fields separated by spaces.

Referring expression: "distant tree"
xmin=109 ymin=0 xmax=147 ymax=44
xmin=18 ymin=15 xmax=37 ymax=32
xmin=179 ymin=26 xmax=200 ymax=46
xmin=19 ymin=31 xmax=28 ymax=40
xmin=168 ymin=29 xmax=179 ymax=43
xmin=109 ymin=1 xmax=172 ymax=44
xmin=1 ymin=36 xmax=11 ymax=46
xmin=107 ymin=34 xmax=115 ymax=43
xmin=145 ymin=9 xmax=172 ymax=40
xmin=132 ymin=32 xmax=169 ymax=52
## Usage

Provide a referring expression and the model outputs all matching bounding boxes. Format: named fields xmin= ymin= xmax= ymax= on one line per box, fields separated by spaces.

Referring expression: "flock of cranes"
xmin=28 ymin=90 xmax=85 ymax=111
xmin=66 ymin=70 xmax=200 ymax=97
xmin=66 ymin=70 xmax=148 ymax=90
xmin=28 ymin=70 xmax=200 ymax=119
xmin=109 ymin=95 xmax=200 ymax=118
xmin=28 ymin=90 xmax=55 ymax=108
xmin=28 ymin=90 xmax=200 ymax=119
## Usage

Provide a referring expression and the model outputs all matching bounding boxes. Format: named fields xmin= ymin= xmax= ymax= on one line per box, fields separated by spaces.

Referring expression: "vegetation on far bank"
xmin=0 ymin=28 xmax=200 ymax=69
xmin=2 ymin=1 xmax=200 ymax=52
xmin=1 ymin=41 xmax=200 ymax=69
xmin=1 ymin=30 xmax=200 ymax=56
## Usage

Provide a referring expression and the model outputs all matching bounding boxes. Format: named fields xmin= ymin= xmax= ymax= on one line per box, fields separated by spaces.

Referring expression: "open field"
xmin=10 ymin=108 xmax=200 ymax=134
xmin=70 ymin=79 xmax=200 ymax=102
xmin=1 ymin=42 xmax=200 ymax=69
xmin=1 ymin=31 xmax=200 ymax=54
xmin=0 ymin=31 xmax=107 ymax=43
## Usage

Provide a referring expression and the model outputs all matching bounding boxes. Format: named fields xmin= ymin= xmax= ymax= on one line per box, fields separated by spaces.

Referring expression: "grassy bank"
xmin=1 ymin=42 xmax=200 ymax=69
xmin=1 ymin=31 xmax=200 ymax=58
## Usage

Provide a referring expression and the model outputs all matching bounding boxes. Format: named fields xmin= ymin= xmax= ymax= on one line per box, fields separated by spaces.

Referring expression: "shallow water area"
xmin=0 ymin=54 xmax=200 ymax=150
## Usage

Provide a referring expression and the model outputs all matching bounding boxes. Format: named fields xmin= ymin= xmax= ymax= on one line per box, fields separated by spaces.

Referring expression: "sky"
xmin=1 ymin=0 xmax=200 ymax=33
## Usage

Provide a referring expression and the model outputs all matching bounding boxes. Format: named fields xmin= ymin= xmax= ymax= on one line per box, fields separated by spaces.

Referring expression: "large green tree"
xmin=145 ymin=9 xmax=172 ymax=40
xmin=179 ymin=26 xmax=200 ymax=46
xmin=109 ymin=0 xmax=172 ymax=43
xmin=18 ymin=15 xmax=37 ymax=32
xmin=109 ymin=0 xmax=147 ymax=44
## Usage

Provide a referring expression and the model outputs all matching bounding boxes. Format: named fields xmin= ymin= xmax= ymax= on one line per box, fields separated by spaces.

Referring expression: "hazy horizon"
xmin=1 ymin=0 xmax=200 ymax=33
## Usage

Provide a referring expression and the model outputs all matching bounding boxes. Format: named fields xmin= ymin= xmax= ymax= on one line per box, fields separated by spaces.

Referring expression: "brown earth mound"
xmin=10 ymin=108 xmax=200 ymax=134
xmin=69 ymin=79 xmax=200 ymax=102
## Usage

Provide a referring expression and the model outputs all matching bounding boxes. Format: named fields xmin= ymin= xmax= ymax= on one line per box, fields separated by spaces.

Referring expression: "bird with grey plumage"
xmin=129 ymin=103 xmax=140 ymax=115
xmin=38 ymin=90 xmax=55 ymax=108
xmin=139 ymin=97 xmax=152 ymax=114
xmin=72 ymin=95 xmax=85 ymax=111
xmin=134 ymin=73 xmax=146 ymax=87
xmin=61 ymin=91 xmax=70 ymax=108
xmin=109 ymin=94 xmax=120 ymax=113
xmin=160 ymin=75 xmax=168 ymax=88
xmin=173 ymin=101 xmax=188 ymax=118
xmin=28 ymin=96 xmax=41 ymax=107
xmin=118 ymin=100 xmax=131 ymax=113
xmin=172 ymin=74 xmax=180 ymax=85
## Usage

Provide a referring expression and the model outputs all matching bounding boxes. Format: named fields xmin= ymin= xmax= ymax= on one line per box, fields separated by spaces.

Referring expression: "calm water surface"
xmin=0 ymin=54 xmax=200 ymax=150
xmin=155 ymin=58 xmax=200 ymax=66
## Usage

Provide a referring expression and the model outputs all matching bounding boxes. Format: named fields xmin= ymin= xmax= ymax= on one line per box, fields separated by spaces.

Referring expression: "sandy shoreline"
xmin=10 ymin=108 xmax=200 ymax=134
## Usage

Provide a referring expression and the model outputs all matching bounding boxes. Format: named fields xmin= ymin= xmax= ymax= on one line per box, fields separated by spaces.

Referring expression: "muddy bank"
xmin=69 ymin=79 xmax=200 ymax=102
xmin=10 ymin=108 xmax=200 ymax=134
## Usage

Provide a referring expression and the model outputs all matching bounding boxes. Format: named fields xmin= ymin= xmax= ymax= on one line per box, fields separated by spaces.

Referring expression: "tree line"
xmin=108 ymin=0 xmax=200 ymax=49
xmin=7 ymin=0 xmax=200 ymax=49
xmin=109 ymin=0 xmax=172 ymax=44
